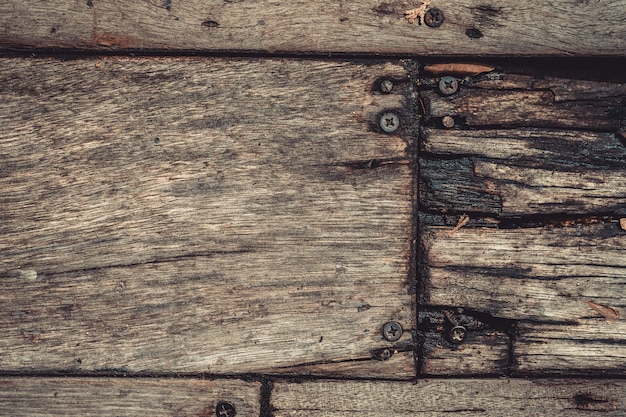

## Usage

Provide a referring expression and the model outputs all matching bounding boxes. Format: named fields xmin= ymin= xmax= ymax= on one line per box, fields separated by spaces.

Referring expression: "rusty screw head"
xmin=442 ymin=115 xmax=455 ymax=128
xmin=216 ymin=402 xmax=236 ymax=417
xmin=383 ymin=321 xmax=403 ymax=341
xmin=449 ymin=325 xmax=467 ymax=344
xmin=424 ymin=8 xmax=444 ymax=28
xmin=438 ymin=76 xmax=459 ymax=96
xmin=379 ymin=112 xmax=400 ymax=133
xmin=380 ymin=79 xmax=394 ymax=94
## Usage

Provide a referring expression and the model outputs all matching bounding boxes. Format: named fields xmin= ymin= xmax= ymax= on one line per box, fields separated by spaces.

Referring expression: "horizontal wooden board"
xmin=421 ymin=223 xmax=626 ymax=374
xmin=1 ymin=0 xmax=626 ymax=55
xmin=421 ymin=70 xmax=626 ymax=130
xmin=272 ymin=379 xmax=626 ymax=416
xmin=0 ymin=377 xmax=260 ymax=417
xmin=0 ymin=57 xmax=415 ymax=376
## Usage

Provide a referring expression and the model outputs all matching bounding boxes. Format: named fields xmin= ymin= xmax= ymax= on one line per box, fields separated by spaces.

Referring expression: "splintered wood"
xmin=418 ymin=66 xmax=626 ymax=376
xmin=0 ymin=58 xmax=414 ymax=377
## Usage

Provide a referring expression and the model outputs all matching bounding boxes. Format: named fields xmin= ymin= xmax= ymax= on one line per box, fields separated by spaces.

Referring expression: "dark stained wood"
xmin=1 ymin=0 xmax=626 ymax=55
xmin=420 ymin=128 xmax=626 ymax=215
xmin=0 ymin=378 xmax=260 ymax=417
xmin=272 ymin=379 xmax=626 ymax=416
xmin=0 ymin=57 xmax=415 ymax=376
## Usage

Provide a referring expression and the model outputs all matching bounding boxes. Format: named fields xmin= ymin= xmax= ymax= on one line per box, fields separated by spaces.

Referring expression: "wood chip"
xmin=448 ymin=214 xmax=470 ymax=237
xmin=584 ymin=300 xmax=620 ymax=321
xmin=404 ymin=0 xmax=430 ymax=24
xmin=423 ymin=63 xmax=496 ymax=76
xmin=620 ymin=218 xmax=626 ymax=231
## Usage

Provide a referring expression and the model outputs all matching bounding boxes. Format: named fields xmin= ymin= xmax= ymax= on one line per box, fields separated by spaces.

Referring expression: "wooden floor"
xmin=1 ymin=1 xmax=626 ymax=415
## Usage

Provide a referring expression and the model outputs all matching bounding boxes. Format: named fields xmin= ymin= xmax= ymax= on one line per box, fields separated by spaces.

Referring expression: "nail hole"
xmin=466 ymin=27 xmax=483 ymax=39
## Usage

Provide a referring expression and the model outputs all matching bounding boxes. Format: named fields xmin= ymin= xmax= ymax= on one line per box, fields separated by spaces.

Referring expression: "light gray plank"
xmin=272 ymin=379 xmax=626 ymax=416
xmin=0 ymin=378 xmax=260 ymax=417
xmin=1 ymin=0 xmax=626 ymax=55
xmin=0 ymin=57 xmax=414 ymax=376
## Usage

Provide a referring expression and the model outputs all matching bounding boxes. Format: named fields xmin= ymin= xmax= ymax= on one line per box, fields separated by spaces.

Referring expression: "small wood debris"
xmin=584 ymin=300 xmax=620 ymax=321
xmin=620 ymin=218 xmax=626 ymax=231
xmin=448 ymin=214 xmax=470 ymax=237
xmin=404 ymin=0 xmax=431 ymax=24
xmin=423 ymin=63 xmax=496 ymax=77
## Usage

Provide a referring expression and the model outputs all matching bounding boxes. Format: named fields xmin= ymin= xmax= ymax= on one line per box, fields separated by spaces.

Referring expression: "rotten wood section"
xmin=1 ymin=0 xmax=626 ymax=55
xmin=0 ymin=57 xmax=416 ymax=377
xmin=418 ymin=65 xmax=626 ymax=376
xmin=272 ymin=379 xmax=626 ymax=416
xmin=0 ymin=377 xmax=260 ymax=417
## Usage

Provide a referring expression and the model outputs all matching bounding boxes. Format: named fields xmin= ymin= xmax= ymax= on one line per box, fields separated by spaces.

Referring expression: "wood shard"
xmin=620 ymin=218 xmax=626 ymax=231
xmin=423 ymin=63 xmax=496 ymax=76
xmin=448 ymin=214 xmax=470 ymax=237
xmin=584 ymin=300 xmax=620 ymax=321
xmin=404 ymin=0 xmax=430 ymax=24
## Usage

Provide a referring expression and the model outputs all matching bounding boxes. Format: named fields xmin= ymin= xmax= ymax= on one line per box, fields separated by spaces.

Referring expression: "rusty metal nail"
xmin=380 ymin=79 xmax=394 ymax=93
xmin=379 ymin=113 xmax=400 ymax=133
xmin=216 ymin=402 xmax=236 ymax=417
xmin=424 ymin=8 xmax=444 ymax=28
xmin=383 ymin=321 xmax=403 ymax=341
xmin=449 ymin=325 xmax=467 ymax=344
xmin=442 ymin=115 xmax=455 ymax=128
xmin=438 ymin=76 xmax=459 ymax=95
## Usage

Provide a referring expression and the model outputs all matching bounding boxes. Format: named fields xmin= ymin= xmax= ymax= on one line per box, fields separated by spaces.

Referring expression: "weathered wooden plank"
xmin=0 ymin=377 xmax=260 ymax=417
xmin=420 ymin=223 xmax=626 ymax=374
xmin=0 ymin=57 xmax=414 ymax=376
xmin=272 ymin=379 xmax=626 ymax=416
xmin=516 ymin=321 xmax=626 ymax=374
xmin=418 ymin=309 xmax=511 ymax=375
xmin=420 ymin=129 xmax=626 ymax=216
xmin=2 ymin=0 xmax=626 ymax=55
xmin=421 ymin=73 xmax=626 ymax=130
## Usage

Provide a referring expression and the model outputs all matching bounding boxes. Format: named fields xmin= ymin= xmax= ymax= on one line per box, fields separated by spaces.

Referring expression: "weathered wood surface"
xmin=272 ymin=379 xmax=626 ymax=416
xmin=418 ymin=65 xmax=626 ymax=376
xmin=0 ymin=377 xmax=260 ymax=417
xmin=0 ymin=57 xmax=415 ymax=376
xmin=2 ymin=0 xmax=626 ymax=55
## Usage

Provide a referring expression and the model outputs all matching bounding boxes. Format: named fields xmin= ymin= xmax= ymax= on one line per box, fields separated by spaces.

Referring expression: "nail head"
xmin=380 ymin=79 xmax=394 ymax=94
xmin=438 ymin=76 xmax=459 ymax=95
xmin=442 ymin=115 xmax=455 ymax=128
xmin=383 ymin=321 xmax=403 ymax=341
xmin=424 ymin=8 xmax=445 ymax=28
xmin=449 ymin=325 xmax=467 ymax=344
xmin=379 ymin=112 xmax=400 ymax=133
xmin=216 ymin=402 xmax=236 ymax=417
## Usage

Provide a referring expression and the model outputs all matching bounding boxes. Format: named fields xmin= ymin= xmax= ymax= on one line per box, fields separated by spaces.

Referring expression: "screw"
xmin=449 ymin=325 xmax=467 ymax=344
xmin=216 ymin=402 xmax=236 ymax=417
xmin=379 ymin=112 xmax=400 ymax=133
xmin=380 ymin=79 xmax=394 ymax=94
xmin=438 ymin=76 xmax=459 ymax=95
xmin=382 ymin=321 xmax=403 ymax=341
xmin=424 ymin=8 xmax=444 ymax=28
xmin=441 ymin=115 xmax=455 ymax=128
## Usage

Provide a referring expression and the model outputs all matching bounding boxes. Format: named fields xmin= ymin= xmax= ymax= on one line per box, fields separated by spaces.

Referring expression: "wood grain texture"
xmin=421 ymin=74 xmax=626 ymax=130
xmin=421 ymin=223 xmax=626 ymax=374
xmin=0 ymin=377 xmax=260 ymax=417
xmin=272 ymin=379 xmax=626 ymax=416
xmin=1 ymin=0 xmax=626 ymax=55
xmin=420 ymin=70 xmax=626 ymax=217
xmin=0 ymin=57 xmax=415 ymax=376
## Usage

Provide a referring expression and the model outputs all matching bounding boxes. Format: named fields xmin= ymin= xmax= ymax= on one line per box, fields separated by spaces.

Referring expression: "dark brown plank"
xmin=1 ymin=0 xmax=626 ymax=55
xmin=420 ymin=128 xmax=626 ymax=216
xmin=0 ymin=378 xmax=260 ymax=417
xmin=0 ymin=57 xmax=414 ymax=377
xmin=272 ymin=379 xmax=626 ymax=416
